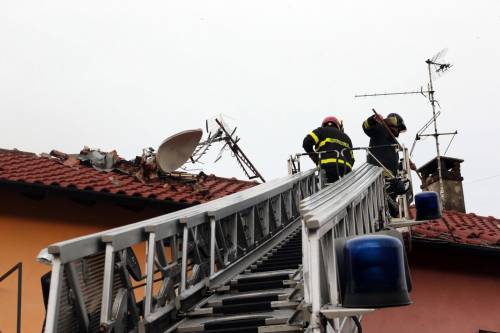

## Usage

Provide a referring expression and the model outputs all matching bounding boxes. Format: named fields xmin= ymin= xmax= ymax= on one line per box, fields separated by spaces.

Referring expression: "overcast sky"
xmin=1 ymin=1 xmax=500 ymax=216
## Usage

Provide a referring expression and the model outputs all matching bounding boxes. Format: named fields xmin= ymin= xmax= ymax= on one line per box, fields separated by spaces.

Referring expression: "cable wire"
xmin=443 ymin=133 xmax=456 ymax=155
xmin=466 ymin=173 xmax=500 ymax=184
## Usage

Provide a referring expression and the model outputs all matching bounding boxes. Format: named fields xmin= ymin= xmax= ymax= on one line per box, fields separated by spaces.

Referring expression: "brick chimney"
xmin=417 ymin=156 xmax=466 ymax=212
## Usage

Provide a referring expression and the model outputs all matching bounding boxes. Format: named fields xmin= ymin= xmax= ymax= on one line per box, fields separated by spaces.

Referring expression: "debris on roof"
xmin=0 ymin=148 xmax=257 ymax=205
xmin=47 ymin=147 xmax=193 ymax=183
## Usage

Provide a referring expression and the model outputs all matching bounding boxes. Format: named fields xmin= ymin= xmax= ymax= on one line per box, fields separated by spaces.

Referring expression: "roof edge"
xmin=0 ymin=179 xmax=194 ymax=209
xmin=411 ymin=236 xmax=500 ymax=255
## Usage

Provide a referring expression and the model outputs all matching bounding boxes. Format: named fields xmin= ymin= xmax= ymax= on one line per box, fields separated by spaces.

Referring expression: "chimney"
xmin=417 ymin=156 xmax=466 ymax=213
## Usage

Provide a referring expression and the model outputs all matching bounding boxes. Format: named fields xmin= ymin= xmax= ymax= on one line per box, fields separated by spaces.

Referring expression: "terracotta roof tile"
xmin=410 ymin=207 xmax=500 ymax=248
xmin=0 ymin=148 xmax=257 ymax=205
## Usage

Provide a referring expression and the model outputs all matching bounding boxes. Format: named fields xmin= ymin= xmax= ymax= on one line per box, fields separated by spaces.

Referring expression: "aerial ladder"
xmin=39 ymin=147 xmax=417 ymax=333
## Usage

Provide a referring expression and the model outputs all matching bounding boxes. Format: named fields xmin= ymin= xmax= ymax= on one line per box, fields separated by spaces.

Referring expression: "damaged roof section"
xmin=0 ymin=148 xmax=258 ymax=205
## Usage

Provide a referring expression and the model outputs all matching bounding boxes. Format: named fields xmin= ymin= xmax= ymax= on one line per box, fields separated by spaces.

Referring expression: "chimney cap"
xmin=417 ymin=156 xmax=464 ymax=175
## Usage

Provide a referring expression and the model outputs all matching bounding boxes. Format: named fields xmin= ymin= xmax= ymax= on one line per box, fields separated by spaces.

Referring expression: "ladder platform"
xmin=177 ymin=309 xmax=297 ymax=333
xmin=257 ymin=324 xmax=303 ymax=332
xmin=188 ymin=300 xmax=299 ymax=317
xmin=320 ymin=305 xmax=374 ymax=320
xmin=234 ymin=269 xmax=298 ymax=282
xmin=208 ymin=288 xmax=295 ymax=306
xmin=388 ymin=218 xmax=429 ymax=228
xmin=188 ymin=288 xmax=296 ymax=317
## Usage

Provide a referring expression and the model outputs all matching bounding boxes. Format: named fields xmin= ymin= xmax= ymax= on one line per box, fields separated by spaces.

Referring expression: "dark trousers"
xmin=323 ymin=164 xmax=350 ymax=183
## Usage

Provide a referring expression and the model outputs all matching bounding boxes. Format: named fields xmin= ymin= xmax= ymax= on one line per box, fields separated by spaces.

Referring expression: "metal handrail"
xmin=42 ymin=169 xmax=317 ymax=332
xmin=139 ymin=169 xmax=316 ymax=324
xmin=42 ymin=162 xmax=390 ymax=333
xmin=0 ymin=262 xmax=22 ymax=333
xmin=300 ymin=164 xmax=386 ymax=333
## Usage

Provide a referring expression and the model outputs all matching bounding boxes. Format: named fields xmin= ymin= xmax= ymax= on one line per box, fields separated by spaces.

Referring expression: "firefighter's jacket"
xmin=303 ymin=126 xmax=355 ymax=171
xmin=362 ymin=115 xmax=399 ymax=175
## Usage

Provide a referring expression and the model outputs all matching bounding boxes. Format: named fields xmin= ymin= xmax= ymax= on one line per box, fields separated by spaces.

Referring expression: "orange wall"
xmin=0 ymin=189 xmax=169 ymax=333
xmin=364 ymin=246 xmax=500 ymax=333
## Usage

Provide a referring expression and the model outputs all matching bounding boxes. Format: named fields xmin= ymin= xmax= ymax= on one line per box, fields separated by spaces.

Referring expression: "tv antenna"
xmin=423 ymin=49 xmax=455 ymax=202
xmin=354 ymin=48 xmax=457 ymax=202
xmin=189 ymin=115 xmax=266 ymax=182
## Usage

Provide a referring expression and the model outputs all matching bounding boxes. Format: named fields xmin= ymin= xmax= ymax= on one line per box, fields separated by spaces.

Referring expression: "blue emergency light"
xmin=415 ymin=191 xmax=442 ymax=220
xmin=342 ymin=234 xmax=411 ymax=308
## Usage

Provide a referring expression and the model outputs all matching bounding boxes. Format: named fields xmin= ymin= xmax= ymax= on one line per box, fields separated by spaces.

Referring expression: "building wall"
xmin=0 ymin=189 xmax=169 ymax=333
xmin=364 ymin=245 xmax=500 ymax=333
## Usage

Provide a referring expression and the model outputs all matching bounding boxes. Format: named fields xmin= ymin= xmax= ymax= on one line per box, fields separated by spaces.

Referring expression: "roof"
xmin=410 ymin=207 xmax=500 ymax=249
xmin=0 ymin=148 xmax=257 ymax=205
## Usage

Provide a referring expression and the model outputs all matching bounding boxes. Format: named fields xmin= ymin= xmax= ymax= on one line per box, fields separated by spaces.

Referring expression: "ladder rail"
xmin=41 ymin=169 xmax=316 ymax=333
xmin=300 ymin=164 xmax=386 ymax=333
xmin=41 ymin=164 xmax=386 ymax=333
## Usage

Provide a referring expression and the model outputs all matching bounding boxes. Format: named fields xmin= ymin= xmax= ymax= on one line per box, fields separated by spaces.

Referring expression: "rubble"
xmin=46 ymin=147 xmax=215 ymax=185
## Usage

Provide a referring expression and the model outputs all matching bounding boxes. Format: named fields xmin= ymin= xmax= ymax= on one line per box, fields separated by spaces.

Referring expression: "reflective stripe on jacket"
xmin=303 ymin=126 xmax=355 ymax=167
xmin=320 ymin=158 xmax=352 ymax=170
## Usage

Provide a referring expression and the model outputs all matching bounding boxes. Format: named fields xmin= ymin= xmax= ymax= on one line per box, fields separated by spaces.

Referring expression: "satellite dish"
xmin=157 ymin=129 xmax=203 ymax=173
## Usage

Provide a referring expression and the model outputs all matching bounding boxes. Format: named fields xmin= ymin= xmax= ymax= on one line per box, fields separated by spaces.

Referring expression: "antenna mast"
xmin=189 ymin=115 xmax=266 ymax=183
xmin=354 ymin=48 xmax=455 ymax=203
xmin=425 ymin=55 xmax=446 ymax=203
xmin=215 ymin=119 xmax=266 ymax=183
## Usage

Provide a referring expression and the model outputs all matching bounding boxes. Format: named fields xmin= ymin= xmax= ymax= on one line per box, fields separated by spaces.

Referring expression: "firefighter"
xmin=362 ymin=113 xmax=414 ymax=175
xmin=362 ymin=112 xmax=415 ymax=217
xmin=303 ymin=116 xmax=355 ymax=183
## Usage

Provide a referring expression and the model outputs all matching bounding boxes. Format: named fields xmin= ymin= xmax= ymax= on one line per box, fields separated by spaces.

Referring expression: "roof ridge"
xmin=0 ymin=148 xmax=37 ymax=156
xmin=0 ymin=147 xmax=257 ymax=204
xmin=411 ymin=205 xmax=500 ymax=222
